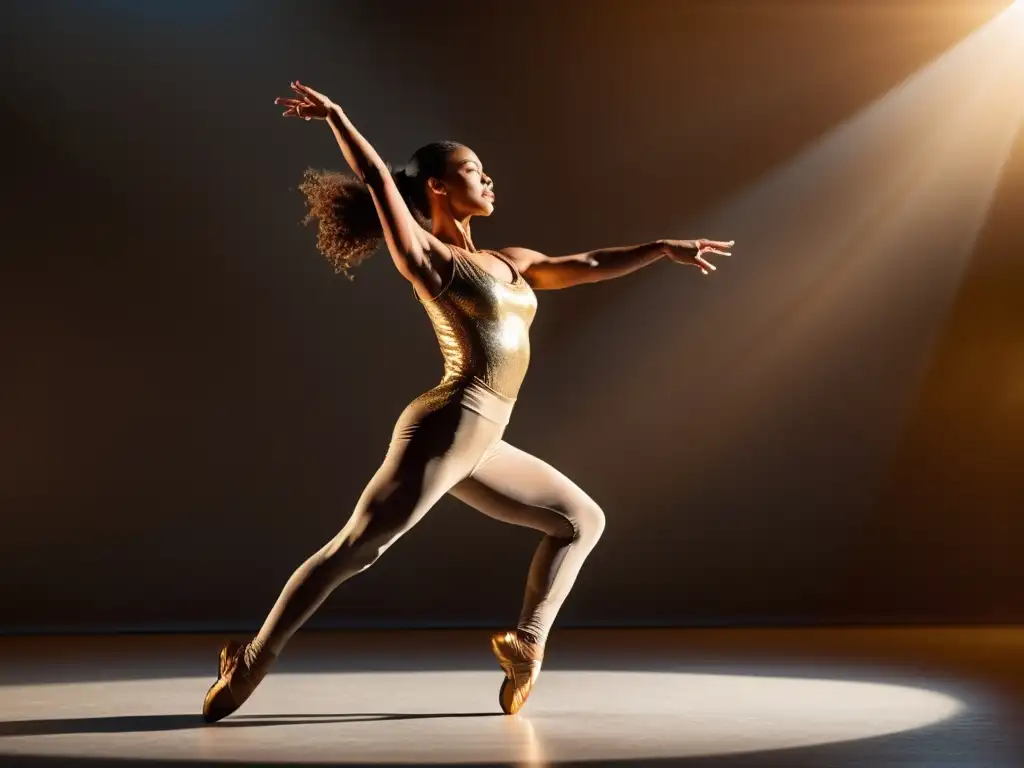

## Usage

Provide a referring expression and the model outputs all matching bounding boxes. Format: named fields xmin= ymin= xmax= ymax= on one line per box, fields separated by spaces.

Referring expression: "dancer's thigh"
xmin=342 ymin=403 xmax=502 ymax=548
xmin=448 ymin=440 xmax=601 ymax=539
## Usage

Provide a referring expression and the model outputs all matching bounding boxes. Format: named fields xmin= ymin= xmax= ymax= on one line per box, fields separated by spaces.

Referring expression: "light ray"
xmin=542 ymin=4 xmax=1024 ymax=557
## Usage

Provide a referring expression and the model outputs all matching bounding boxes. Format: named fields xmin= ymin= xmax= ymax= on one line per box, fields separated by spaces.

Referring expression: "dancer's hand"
xmin=274 ymin=81 xmax=336 ymax=121
xmin=662 ymin=239 xmax=734 ymax=275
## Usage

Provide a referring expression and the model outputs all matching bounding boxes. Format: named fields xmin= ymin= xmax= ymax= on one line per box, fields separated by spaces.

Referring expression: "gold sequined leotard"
xmin=414 ymin=243 xmax=538 ymax=408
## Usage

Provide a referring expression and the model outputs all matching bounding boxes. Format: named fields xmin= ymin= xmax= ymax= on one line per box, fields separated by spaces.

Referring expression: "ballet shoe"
xmin=491 ymin=630 xmax=544 ymax=715
xmin=201 ymin=640 xmax=275 ymax=723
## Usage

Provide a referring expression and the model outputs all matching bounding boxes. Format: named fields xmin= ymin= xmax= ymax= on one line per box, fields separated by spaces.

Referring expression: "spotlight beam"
xmin=540 ymin=5 xmax=1024 ymax=579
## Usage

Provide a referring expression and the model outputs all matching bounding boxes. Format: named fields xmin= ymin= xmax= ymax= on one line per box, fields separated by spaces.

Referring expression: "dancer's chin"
xmin=462 ymin=197 xmax=494 ymax=217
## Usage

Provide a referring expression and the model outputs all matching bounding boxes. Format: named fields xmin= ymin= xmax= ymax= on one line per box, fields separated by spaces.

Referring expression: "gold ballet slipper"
xmin=201 ymin=640 xmax=275 ymax=723
xmin=491 ymin=630 xmax=544 ymax=715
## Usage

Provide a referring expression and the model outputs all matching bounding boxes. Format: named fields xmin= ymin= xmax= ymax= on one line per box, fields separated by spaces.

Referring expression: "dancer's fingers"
xmin=280 ymin=106 xmax=311 ymax=119
xmin=275 ymin=97 xmax=305 ymax=107
xmin=291 ymin=81 xmax=325 ymax=103
xmin=293 ymin=80 xmax=322 ymax=95
xmin=701 ymin=248 xmax=731 ymax=257
xmin=287 ymin=90 xmax=317 ymax=109
xmin=696 ymin=256 xmax=716 ymax=272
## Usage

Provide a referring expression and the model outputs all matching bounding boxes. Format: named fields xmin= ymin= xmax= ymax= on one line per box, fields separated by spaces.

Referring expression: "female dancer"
xmin=202 ymin=80 xmax=733 ymax=722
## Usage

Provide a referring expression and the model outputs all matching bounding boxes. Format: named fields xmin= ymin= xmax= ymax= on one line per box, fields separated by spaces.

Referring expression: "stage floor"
xmin=0 ymin=627 xmax=1021 ymax=767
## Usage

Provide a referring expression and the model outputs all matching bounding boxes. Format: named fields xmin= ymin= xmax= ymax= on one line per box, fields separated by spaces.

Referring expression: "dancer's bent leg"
xmin=448 ymin=439 xmax=605 ymax=713
xmin=449 ymin=439 xmax=606 ymax=646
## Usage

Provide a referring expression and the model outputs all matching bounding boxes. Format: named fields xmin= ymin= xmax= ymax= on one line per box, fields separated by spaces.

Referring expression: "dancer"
xmin=202 ymin=80 xmax=733 ymax=722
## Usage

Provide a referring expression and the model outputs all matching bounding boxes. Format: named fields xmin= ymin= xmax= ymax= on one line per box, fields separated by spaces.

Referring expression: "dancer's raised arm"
xmin=276 ymin=81 xmax=445 ymax=290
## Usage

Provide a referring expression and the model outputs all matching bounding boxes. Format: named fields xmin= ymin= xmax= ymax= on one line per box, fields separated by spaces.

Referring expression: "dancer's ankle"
xmin=242 ymin=639 xmax=274 ymax=672
xmin=516 ymin=628 xmax=544 ymax=649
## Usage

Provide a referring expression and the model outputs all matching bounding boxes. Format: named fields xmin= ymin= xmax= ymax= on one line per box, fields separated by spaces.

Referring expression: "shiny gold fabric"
xmin=415 ymin=244 xmax=537 ymax=401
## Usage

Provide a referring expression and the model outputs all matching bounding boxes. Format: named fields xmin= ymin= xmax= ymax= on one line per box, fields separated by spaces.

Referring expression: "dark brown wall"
xmin=1 ymin=0 xmax=1020 ymax=632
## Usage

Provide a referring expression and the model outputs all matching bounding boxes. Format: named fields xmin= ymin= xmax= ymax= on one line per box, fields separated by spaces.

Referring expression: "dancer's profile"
xmin=201 ymin=80 xmax=734 ymax=722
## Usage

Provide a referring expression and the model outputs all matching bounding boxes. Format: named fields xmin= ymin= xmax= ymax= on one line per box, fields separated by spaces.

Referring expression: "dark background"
xmin=2 ymin=0 xmax=1021 ymax=633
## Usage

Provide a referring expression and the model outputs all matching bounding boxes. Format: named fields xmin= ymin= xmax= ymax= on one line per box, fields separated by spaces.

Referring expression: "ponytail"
xmin=298 ymin=141 xmax=464 ymax=279
xmin=298 ymin=168 xmax=386 ymax=279
xmin=392 ymin=166 xmax=431 ymax=225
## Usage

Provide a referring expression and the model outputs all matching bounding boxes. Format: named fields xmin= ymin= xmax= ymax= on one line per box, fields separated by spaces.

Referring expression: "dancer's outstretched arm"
xmin=275 ymin=81 xmax=449 ymax=293
xmin=500 ymin=239 xmax=734 ymax=290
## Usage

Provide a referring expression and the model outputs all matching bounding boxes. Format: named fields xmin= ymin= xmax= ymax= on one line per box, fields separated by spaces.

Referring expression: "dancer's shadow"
xmin=224 ymin=712 xmax=502 ymax=727
xmin=0 ymin=711 xmax=500 ymax=736
xmin=0 ymin=716 xmax=203 ymax=736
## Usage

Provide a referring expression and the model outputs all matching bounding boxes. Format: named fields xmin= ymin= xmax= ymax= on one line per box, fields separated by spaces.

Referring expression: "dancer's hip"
xmin=388 ymin=377 xmax=516 ymax=448
xmin=406 ymin=376 xmax=516 ymax=426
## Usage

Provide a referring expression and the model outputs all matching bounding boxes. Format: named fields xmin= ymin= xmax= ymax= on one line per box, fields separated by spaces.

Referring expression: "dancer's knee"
xmin=571 ymin=498 xmax=606 ymax=546
xmin=319 ymin=533 xmax=389 ymax=578
xmin=321 ymin=500 xmax=406 ymax=576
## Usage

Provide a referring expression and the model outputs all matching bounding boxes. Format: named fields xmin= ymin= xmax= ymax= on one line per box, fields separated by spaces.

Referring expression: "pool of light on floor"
xmin=0 ymin=670 xmax=964 ymax=763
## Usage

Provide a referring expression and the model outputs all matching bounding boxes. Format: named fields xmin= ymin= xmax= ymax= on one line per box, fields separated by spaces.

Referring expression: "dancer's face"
xmin=428 ymin=146 xmax=495 ymax=218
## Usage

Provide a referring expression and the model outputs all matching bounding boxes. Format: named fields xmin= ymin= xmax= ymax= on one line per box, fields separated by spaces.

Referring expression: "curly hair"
xmin=299 ymin=141 xmax=464 ymax=279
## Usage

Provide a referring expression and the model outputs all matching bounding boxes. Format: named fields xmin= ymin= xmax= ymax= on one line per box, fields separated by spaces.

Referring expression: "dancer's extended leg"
xmin=202 ymin=397 xmax=509 ymax=722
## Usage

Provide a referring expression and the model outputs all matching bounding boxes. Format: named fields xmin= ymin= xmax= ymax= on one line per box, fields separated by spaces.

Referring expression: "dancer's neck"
xmin=433 ymin=216 xmax=476 ymax=252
